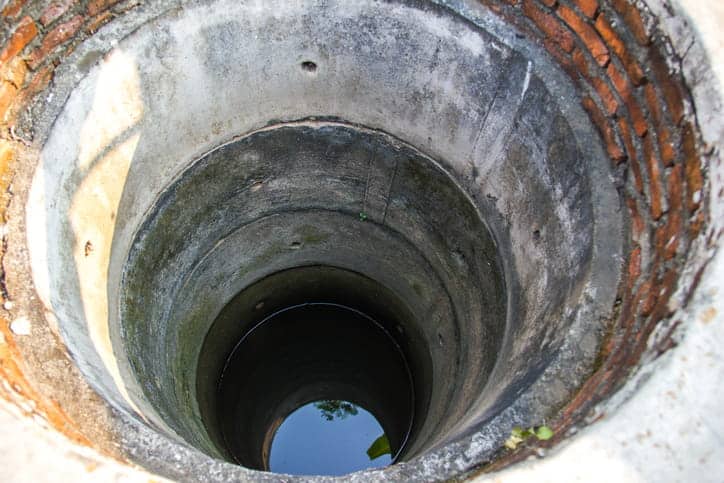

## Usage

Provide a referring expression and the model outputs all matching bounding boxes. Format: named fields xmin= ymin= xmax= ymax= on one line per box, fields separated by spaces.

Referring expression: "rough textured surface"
xmin=23 ymin=1 xmax=621 ymax=478
xmin=0 ymin=0 xmax=719 ymax=481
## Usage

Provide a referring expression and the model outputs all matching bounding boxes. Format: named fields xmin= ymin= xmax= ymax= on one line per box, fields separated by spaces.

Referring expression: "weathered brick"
xmin=572 ymin=0 xmax=598 ymax=18
xmin=0 ymin=141 xmax=17 ymax=201
xmin=642 ymin=134 xmax=664 ymax=220
xmin=643 ymin=84 xmax=676 ymax=166
xmin=628 ymin=245 xmax=641 ymax=282
xmin=649 ymin=48 xmax=685 ymax=124
xmin=618 ymin=117 xmax=643 ymax=190
xmin=85 ymin=10 xmax=113 ymax=34
xmin=658 ymin=129 xmax=676 ymax=167
xmin=681 ymin=122 xmax=703 ymax=212
xmin=607 ymin=62 xmax=647 ymax=137
xmin=594 ymin=14 xmax=645 ymax=85
xmin=87 ymin=0 xmax=121 ymax=16
xmin=523 ymin=0 xmax=575 ymax=53
xmin=592 ymin=77 xmax=618 ymax=114
xmin=0 ymin=16 xmax=38 ymax=63
xmin=610 ymin=0 xmax=650 ymax=45
xmin=650 ymin=268 xmax=679 ymax=319
xmin=540 ymin=0 xmax=557 ymax=7
xmin=40 ymin=0 xmax=75 ymax=26
xmin=571 ymin=48 xmax=590 ymax=77
xmin=638 ymin=278 xmax=656 ymax=317
xmin=667 ymin=163 xmax=684 ymax=213
xmin=1 ymin=0 xmax=26 ymax=17
xmin=643 ymin=84 xmax=661 ymax=124
xmin=28 ymin=15 xmax=84 ymax=69
xmin=626 ymin=197 xmax=644 ymax=241
xmin=582 ymin=95 xmax=626 ymax=162
xmin=558 ymin=4 xmax=609 ymax=66
xmin=0 ymin=56 xmax=28 ymax=88
xmin=654 ymin=214 xmax=680 ymax=261
xmin=654 ymin=165 xmax=684 ymax=260
xmin=19 ymin=64 xmax=55 ymax=106
xmin=0 ymin=82 xmax=18 ymax=121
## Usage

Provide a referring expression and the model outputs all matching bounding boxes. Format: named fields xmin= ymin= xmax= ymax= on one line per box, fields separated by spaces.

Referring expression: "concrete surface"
xmin=0 ymin=0 xmax=721 ymax=481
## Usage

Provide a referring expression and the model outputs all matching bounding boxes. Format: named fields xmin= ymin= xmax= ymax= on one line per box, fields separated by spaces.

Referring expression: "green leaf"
xmin=366 ymin=434 xmax=391 ymax=460
xmin=359 ymin=212 xmax=368 ymax=221
xmin=511 ymin=427 xmax=526 ymax=438
xmin=534 ymin=425 xmax=554 ymax=440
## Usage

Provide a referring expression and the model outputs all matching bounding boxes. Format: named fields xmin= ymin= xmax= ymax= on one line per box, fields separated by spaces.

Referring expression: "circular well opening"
xmin=23 ymin=0 xmax=629 ymax=479
xmin=199 ymin=266 xmax=418 ymax=474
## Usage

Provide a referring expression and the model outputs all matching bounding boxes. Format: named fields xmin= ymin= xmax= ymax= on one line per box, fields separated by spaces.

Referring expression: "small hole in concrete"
xmin=300 ymin=61 xmax=317 ymax=73
xmin=290 ymin=241 xmax=302 ymax=249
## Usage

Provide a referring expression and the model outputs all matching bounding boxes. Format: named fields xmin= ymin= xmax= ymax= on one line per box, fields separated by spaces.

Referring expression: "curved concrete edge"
xmin=0 ymin=400 xmax=164 ymax=483
xmin=474 ymin=252 xmax=724 ymax=482
xmin=1 ymin=0 xmax=722 ymax=481
xmin=473 ymin=0 xmax=724 ymax=480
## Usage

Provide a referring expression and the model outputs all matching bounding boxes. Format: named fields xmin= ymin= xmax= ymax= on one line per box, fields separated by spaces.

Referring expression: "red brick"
xmin=85 ymin=11 xmax=113 ymax=34
xmin=643 ymin=84 xmax=676 ymax=166
xmin=607 ymin=62 xmax=647 ymax=137
xmin=638 ymin=278 xmax=656 ymax=317
xmin=649 ymin=49 xmax=685 ymax=124
xmin=618 ymin=117 xmax=643 ymax=191
xmin=655 ymin=213 xmax=681 ymax=261
xmin=28 ymin=15 xmax=84 ymax=69
xmin=592 ymin=77 xmax=618 ymax=114
xmin=87 ymin=0 xmax=121 ymax=16
xmin=681 ymin=123 xmax=703 ymax=212
xmin=558 ymin=4 xmax=609 ymax=66
xmin=1 ymin=0 xmax=26 ymax=17
xmin=572 ymin=0 xmax=598 ymax=18
xmin=582 ymin=96 xmax=626 ymax=162
xmin=19 ymin=64 xmax=55 ymax=106
xmin=523 ymin=0 xmax=576 ymax=53
xmin=40 ymin=0 xmax=75 ymax=26
xmin=0 ymin=82 xmax=18 ymax=121
xmin=667 ymin=163 xmax=684 ymax=213
xmin=655 ymin=165 xmax=685 ymax=260
xmin=628 ymin=245 xmax=641 ymax=282
xmin=643 ymin=84 xmax=661 ymax=125
xmin=626 ymin=197 xmax=644 ymax=241
xmin=594 ymin=14 xmax=645 ymax=85
xmin=658 ymin=129 xmax=676 ymax=167
xmin=0 ymin=56 xmax=28 ymax=88
xmin=643 ymin=134 xmax=664 ymax=220
xmin=655 ymin=268 xmax=679 ymax=317
xmin=610 ymin=0 xmax=650 ymax=46
xmin=571 ymin=48 xmax=590 ymax=77
xmin=0 ymin=16 xmax=38 ymax=63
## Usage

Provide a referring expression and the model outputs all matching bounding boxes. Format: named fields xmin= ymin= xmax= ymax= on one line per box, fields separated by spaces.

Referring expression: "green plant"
xmin=359 ymin=212 xmax=368 ymax=221
xmin=504 ymin=425 xmax=554 ymax=450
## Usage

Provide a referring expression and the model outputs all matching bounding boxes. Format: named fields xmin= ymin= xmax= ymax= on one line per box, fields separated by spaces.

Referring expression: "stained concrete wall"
xmin=0 ymin=0 xmax=721 ymax=481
